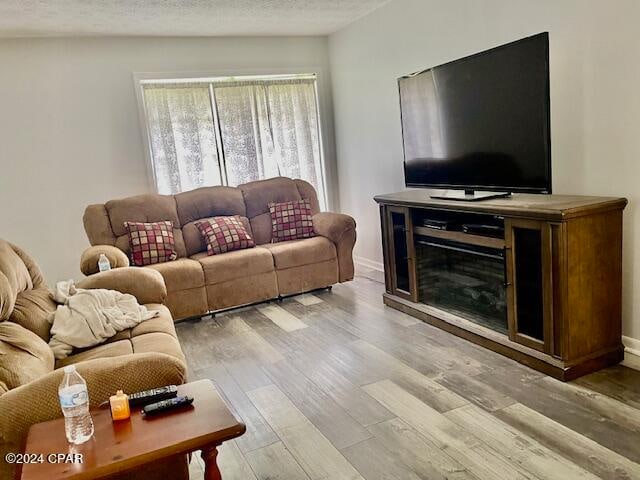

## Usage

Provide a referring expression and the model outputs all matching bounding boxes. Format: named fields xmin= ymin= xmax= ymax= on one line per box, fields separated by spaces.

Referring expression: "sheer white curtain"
xmin=213 ymin=79 xmax=325 ymax=207
xmin=143 ymin=84 xmax=221 ymax=194
xmin=213 ymin=83 xmax=278 ymax=186
xmin=266 ymin=80 xmax=324 ymax=202
xmin=142 ymin=77 xmax=326 ymax=207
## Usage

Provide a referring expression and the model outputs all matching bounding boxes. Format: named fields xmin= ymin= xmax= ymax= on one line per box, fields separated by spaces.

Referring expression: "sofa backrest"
xmin=175 ymin=186 xmax=248 ymax=256
xmin=0 ymin=241 xmax=34 ymax=322
xmin=84 ymin=193 xmax=188 ymax=257
xmin=0 ymin=240 xmax=56 ymax=394
xmin=83 ymin=177 xmax=321 ymax=255
xmin=0 ymin=321 xmax=54 ymax=395
xmin=239 ymin=177 xmax=320 ymax=245
xmin=0 ymin=238 xmax=56 ymax=343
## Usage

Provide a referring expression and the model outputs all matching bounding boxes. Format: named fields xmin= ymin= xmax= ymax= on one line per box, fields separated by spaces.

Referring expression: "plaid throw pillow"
xmin=124 ymin=220 xmax=178 ymax=266
xmin=195 ymin=216 xmax=255 ymax=255
xmin=269 ymin=199 xmax=315 ymax=243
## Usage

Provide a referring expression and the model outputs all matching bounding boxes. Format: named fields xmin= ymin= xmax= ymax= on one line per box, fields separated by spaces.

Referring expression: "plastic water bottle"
xmin=58 ymin=365 xmax=94 ymax=444
xmin=98 ymin=253 xmax=111 ymax=272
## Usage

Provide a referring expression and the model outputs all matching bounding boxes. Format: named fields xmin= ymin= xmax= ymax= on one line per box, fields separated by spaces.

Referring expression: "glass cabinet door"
xmin=505 ymin=219 xmax=552 ymax=353
xmin=415 ymin=237 xmax=508 ymax=334
xmin=383 ymin=206 xmax=417 ymax=301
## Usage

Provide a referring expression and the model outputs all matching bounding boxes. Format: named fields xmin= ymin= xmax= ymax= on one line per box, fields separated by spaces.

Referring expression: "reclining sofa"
xmin=0 ymin=239 xmax=188 ymax=480
xmin=81 ymin=177 xmax=357 ymax=321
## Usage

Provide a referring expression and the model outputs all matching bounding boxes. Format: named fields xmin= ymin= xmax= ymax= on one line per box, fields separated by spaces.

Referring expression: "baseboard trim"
xmin=622 ymin=335 xmax=640 ymax=371
xmin=354 ymin=255 xmax=384 ymax=272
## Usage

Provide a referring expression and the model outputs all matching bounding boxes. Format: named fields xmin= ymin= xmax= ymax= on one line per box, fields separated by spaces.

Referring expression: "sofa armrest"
xmin=0 ymin=352 xmax=186 ymax=480
xmin=76 ymin=267 xmax=167 ymax=305
xmin=80 ymin=245 xmax=129 ymax=275
xmin=313 ymin=212 xmax=356 ymax=243
xmin=313 ymin=212 xmax=357 ymax=282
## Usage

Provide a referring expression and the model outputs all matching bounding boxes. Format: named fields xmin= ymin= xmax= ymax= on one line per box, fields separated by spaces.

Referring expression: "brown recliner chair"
xmin=0 ymin=239 xmax=189 ymax=480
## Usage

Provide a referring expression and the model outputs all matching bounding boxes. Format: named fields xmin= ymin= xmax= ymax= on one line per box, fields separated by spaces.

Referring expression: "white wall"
xmin=0 ymin=36 xmax=334 ymax=282
xmin=329 ymin=0 xmax=640 ymax=340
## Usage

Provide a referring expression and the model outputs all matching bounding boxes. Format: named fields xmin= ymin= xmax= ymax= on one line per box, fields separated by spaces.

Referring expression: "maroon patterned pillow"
xmin=269 ymin=199 xmax=315 ymax=243
xmin=195 ymin=216 xmax=255 ymax=255
xmin=124 ymin=221 xmax=178 ymax=266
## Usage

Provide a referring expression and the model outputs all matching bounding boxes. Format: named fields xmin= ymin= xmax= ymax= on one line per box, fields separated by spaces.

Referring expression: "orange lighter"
xmin=109 ymin=390 xmax=131 ymax=421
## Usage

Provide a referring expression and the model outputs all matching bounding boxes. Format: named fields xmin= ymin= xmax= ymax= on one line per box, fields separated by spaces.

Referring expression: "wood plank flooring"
xmin=177 ymin=275 xmax=640 ymax=480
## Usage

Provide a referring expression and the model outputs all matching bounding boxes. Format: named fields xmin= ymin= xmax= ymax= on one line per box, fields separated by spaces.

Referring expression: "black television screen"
xmin=399 ymin=33 xmax=551 ymax=194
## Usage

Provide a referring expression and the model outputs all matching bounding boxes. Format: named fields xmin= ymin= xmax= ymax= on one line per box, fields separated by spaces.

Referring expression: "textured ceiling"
xmin=0 ymin=0 xmax=392 ymax=37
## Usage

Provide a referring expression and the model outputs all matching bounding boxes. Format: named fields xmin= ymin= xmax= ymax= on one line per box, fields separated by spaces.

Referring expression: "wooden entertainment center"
xmin=375 ymin=191 xmax=627 ymax=380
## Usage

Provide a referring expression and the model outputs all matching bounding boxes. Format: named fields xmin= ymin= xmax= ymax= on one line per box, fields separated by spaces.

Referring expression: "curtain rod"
xmin=140 ymin=73 xmax=316 ymax=85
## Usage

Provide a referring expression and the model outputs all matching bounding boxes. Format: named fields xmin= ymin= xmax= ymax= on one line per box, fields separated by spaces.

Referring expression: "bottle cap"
xmin=63 ymin=365 xmax=76 ymax=374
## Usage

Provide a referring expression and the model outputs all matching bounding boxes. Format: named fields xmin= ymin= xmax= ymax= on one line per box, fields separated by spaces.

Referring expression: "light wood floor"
xmin=176 ymin=275 xmax=640 ymax=480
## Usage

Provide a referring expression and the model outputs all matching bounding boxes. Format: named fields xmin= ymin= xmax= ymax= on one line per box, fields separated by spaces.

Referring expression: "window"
xmin=140 ymin=75 xmax=327 ymax=208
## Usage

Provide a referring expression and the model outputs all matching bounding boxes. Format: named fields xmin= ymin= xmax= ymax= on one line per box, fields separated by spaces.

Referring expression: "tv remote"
xmin=142 ymin=395 xmax=194 ymax=417
xmin=128 ymin=385 xmax=178 ymax=407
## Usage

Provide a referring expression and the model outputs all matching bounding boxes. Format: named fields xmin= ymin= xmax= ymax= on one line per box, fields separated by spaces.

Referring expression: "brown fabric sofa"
xmin=81 ymin=177 xmax=357 ymax=321
xmin=0 ymin=239 xmax=188 ymax=480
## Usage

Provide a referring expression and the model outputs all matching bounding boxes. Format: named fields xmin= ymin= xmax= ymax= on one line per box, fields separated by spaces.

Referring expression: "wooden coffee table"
xmin=19 ymin=379 xmax=245 ymax=480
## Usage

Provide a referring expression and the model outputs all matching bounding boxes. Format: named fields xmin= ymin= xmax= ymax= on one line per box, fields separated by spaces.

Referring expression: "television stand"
xmin=430 ymin=189 xmax=512 ymax=201
xmin=375 ymin=190 xmax=627 ymax=380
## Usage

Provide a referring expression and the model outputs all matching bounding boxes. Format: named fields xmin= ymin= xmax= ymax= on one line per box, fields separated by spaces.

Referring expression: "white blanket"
xmin=48 ymin=280 xmax=158 ymax=359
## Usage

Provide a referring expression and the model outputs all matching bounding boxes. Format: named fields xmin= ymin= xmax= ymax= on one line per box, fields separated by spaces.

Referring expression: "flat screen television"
xmin=398 ymin=32 xmax=551 ymax=201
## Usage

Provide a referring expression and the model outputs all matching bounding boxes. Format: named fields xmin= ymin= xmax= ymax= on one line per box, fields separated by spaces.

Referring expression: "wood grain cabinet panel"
xmin=375 ymin=192 xmax=627 ymax=380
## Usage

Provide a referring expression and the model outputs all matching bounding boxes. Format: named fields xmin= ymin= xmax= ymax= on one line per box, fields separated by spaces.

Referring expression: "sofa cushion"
xmin=146 ymin=258 xmax=205 ymax=292
xmin=192 ymin=247 xmax=274 ymax=285
xmin=10 ymin=288 xmax=55 ymax=341
xmin=270 ymin=199 xmax=316 ymax=242
xmin=131 ymin=332 xmax=184 ymax=362
xmin=249 ymin=212 xmax=275 ymax=245
xmin=104 ymin=328 xmax=131 ymax=344
xmin=183 ymin=216 xmax=253 ymax=256
xmin=125 ymin=221 xmax=178 ymax=266
xmin=130 ymin=305 xmax=177 ymax=338
xmin=57 ymin=305 xmax=178 ymax=367
xmin=0 ymin=322 xmax=54 ymax=393
xmin=261 ymin=237 xmax=336 ymax=269
xmin=196 ymin=216 xmax=255 ymax=255
xmin=56 ymin=340 xmax=134 ymax=368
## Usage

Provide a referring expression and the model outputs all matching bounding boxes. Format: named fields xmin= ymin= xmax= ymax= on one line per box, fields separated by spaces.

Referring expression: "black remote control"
xmin=142 ymin=395 xmax=194 ymax=417
xmin=128 ymin=385 xmax=178 ymax=407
